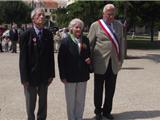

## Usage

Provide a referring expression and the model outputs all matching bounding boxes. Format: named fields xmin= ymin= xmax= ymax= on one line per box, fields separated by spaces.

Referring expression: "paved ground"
xmin=0 ymin=49 xmax=160 ymax=120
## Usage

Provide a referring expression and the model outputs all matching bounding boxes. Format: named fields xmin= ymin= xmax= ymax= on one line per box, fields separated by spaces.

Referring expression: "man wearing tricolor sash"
xmin=88 ymin=4 xmax=124 ymax=120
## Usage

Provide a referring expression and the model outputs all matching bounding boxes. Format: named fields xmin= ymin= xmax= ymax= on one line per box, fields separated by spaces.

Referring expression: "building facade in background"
xmin=24 ymin=0 xmax=67 ymax=27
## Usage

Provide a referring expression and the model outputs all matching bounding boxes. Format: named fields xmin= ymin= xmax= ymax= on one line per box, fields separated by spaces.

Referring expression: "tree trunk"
xmin=123 ymin=22 xmax=127 ymax=59
xmin=150 ymin=19 xmax=154 ymax=42
xmin=124 ymin=2 xmax=128 ymax=59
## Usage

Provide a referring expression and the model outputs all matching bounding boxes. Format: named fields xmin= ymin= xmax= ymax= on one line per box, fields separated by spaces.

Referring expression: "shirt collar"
xmin=69 ymin=33 xmax=81 ymax=44
xmin=33 ymin=25 xmax=43 ymax=35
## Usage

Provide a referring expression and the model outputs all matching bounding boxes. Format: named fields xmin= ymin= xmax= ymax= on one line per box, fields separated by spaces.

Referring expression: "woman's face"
xmin=72 ymin=23 xmax=82 ymax=38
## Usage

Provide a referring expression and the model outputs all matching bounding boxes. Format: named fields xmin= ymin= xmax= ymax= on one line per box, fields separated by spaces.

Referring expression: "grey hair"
xmin=68 ymin=18 xmax=84 ymax=32
xmin=103 ymin=4 xmax=116 ymax=13
xmin=31 ymin=7 xmax=45 ymax=19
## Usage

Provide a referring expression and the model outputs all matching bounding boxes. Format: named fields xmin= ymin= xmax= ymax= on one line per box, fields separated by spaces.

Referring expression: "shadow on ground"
xmin=127 ymin=40 xmax=160 ymax=50
xmin=121 ymin=67 xmax=144 ymax=70
xmin=84 ymin=110 xmax=160 ymax=120
xmin=83 ymin=117 xmax=95 ymax=120
xmin=126 ymin=53 xmax=160 ymax=63
xmin=114 ymin=110 xmax=160 ymax=120
xmin=144 ymin=54 xmax=160 ymax=63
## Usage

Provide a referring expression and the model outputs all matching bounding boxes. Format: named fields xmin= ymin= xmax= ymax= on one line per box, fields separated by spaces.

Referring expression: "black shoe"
xmin=103 ymin=114 xmax=114 ymax=120
xmin=95 ymin=114 xmax=102 ymax=120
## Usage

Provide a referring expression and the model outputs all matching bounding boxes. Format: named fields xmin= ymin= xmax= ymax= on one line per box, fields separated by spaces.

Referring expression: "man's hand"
xmin=23 ymin=81 xmax=29 ymax=89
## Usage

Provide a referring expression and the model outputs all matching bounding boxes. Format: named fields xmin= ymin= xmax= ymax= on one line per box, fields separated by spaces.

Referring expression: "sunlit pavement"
xmin=0 ymin=49 xmax=160 ymax=120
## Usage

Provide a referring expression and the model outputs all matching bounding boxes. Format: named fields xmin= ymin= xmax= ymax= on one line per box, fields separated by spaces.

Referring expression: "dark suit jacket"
xmin=19 ymin=28 xmax=55 ymax=86
xmin=9 ymin=29 xmax=18 ymax=41
xmin=58 ymin=34 xmax=90 ymax=82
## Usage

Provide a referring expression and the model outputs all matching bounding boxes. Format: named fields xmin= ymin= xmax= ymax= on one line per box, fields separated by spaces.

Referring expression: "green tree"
xmin=55 ymin=1 xmax=106 ymax=28
xmin=139 ymin=1 xmax=160 ymax=42
xmin=0 ymin=1 xmax=32 ymax=24
xmin=54 ymin=7 xmax=69 ymax=28
xmin=67 ymin=1 xmax=105 ymax=29
xmin=114 ymin=1 xmax=160 ymax=42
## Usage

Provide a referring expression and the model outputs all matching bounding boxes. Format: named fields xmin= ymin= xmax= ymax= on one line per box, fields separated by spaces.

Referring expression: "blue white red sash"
xmin=98 ymin=19 xmax=120 ymax=60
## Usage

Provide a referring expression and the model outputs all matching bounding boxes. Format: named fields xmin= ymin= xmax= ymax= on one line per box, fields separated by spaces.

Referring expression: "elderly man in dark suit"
xmin=88 ymin=4 xmax=124 ymax=120
xmin=19 ymin=7 xmax=55 ymax=120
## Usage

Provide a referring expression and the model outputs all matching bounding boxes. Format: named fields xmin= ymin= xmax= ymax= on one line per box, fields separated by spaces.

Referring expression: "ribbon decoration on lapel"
xmin=98 ymin=19 xmax=120 ymax=60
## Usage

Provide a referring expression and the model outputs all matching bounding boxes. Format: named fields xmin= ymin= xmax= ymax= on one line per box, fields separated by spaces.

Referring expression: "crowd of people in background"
xmin=0 ymin=22 xmax=69 ymax=54
xmin=0 ymin=23 xmax=32 ymax=53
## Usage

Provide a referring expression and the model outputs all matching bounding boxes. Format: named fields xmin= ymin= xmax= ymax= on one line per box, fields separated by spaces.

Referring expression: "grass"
xmin=83 ymin=33 xmax=160 ymax=49
xmin=127 ymin=35 xmax=160 ymax=49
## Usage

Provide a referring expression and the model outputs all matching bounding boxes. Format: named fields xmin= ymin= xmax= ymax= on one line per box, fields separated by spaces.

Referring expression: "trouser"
xmin=4 ymin=42 xmax=9 ymax=52
xmin=11 ymin=41 xmax=17 ymax=52
xmin=24 ymin=84 xmax=48 ymax=120
xmin=94 ymin=61 xmax=117 ymax=116
xmin=65 ymin=82 xmax=87 ymax=120
xmin=0 ymin=42 xmax=3 ymax=52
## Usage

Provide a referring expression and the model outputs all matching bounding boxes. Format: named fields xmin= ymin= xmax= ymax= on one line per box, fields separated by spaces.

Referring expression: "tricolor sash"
xmin=98 ymin=19 xmax=120 ymax=60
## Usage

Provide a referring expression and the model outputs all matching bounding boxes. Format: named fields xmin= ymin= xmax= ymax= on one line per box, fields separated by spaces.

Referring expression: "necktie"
xmin=38 ymin=30 xmax=42 ymax=41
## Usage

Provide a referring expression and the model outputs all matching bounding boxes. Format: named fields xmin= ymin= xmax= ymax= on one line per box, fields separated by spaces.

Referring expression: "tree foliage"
xmin=55 ymin=1 xmax=106 ymax=28
xmin=55 ymin=1 xmax=160 ymax=41
xmin=0 ymin=1 xmax=32 ymax=24
xmin=54 ymin=7 xmax=68 ymax=28
xmin=138 ymin=1 xmax=160 ymax=41
xmin=114 ymin=1 xmax=160 ymax=41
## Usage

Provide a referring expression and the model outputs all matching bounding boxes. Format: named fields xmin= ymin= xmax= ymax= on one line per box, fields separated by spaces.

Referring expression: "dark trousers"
xmin=11 ymin=41 xmax=17 ymax=53
xmin=0 ymin=43 xmax=3 ymax=52
xmin=94 ymin=61 xmax=117 ymax=116
xmin=24 ymin=84 xmax=48 ymax=120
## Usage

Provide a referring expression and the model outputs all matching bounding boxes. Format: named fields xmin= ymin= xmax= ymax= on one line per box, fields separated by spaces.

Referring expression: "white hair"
xmin=31 ymin=7 xmax=45 ymax=19
xmin=103 ymin=4 xmax=115 ymax=13
xmin=68 ymin=18 xmax=84 ymax=32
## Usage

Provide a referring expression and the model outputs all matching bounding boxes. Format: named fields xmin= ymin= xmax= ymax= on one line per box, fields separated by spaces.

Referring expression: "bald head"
xmin=103 ymin=4 xmax=115 ymax=14
xmin=103 ymin=4 xmax=116 ymax=24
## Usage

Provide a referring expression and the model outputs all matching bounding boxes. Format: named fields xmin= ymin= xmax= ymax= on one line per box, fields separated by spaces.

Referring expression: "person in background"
xmin=61 ymin=27 xmax=69 ymax=39
xmin=0 ymin=25 xmax=6 ymax=52
xmin=0 ymin=37 xmax=2 ymax=52
xmin=88 ymin=4 xmax=124 ymax=120
xmin=2 ymin=26 xmax=10 ymax=52
xmin=58 ymin=18 xmax=91 ymax=120
xmin=9 ymin=23 xmax=18 ymax=53
xmin=53 ymin=31 xmax=62 ymax=52
xmin=19 ymin=7 xmax=55 ymax=120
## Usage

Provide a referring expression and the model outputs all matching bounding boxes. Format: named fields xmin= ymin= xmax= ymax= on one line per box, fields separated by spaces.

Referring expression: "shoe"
xmin=103 ymin=114 xmax=114 ymax=120
xmin=95 ymin=114 xmax=102 ymax=120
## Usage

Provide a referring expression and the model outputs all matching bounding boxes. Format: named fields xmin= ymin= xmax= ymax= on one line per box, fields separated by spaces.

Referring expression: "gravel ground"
xmin=0 ymin=49 xmax=160 ymax=120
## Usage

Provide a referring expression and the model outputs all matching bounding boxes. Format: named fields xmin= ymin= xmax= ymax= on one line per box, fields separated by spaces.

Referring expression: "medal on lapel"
xmin=33 ymin=37 xmax=37 ymax=46
xmin=81 ymin=43 xmax=87 ymax=50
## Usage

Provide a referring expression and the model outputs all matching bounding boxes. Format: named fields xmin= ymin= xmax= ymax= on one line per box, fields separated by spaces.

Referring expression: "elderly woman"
xmin=58 ymin=18 xmax=91 ymax=120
